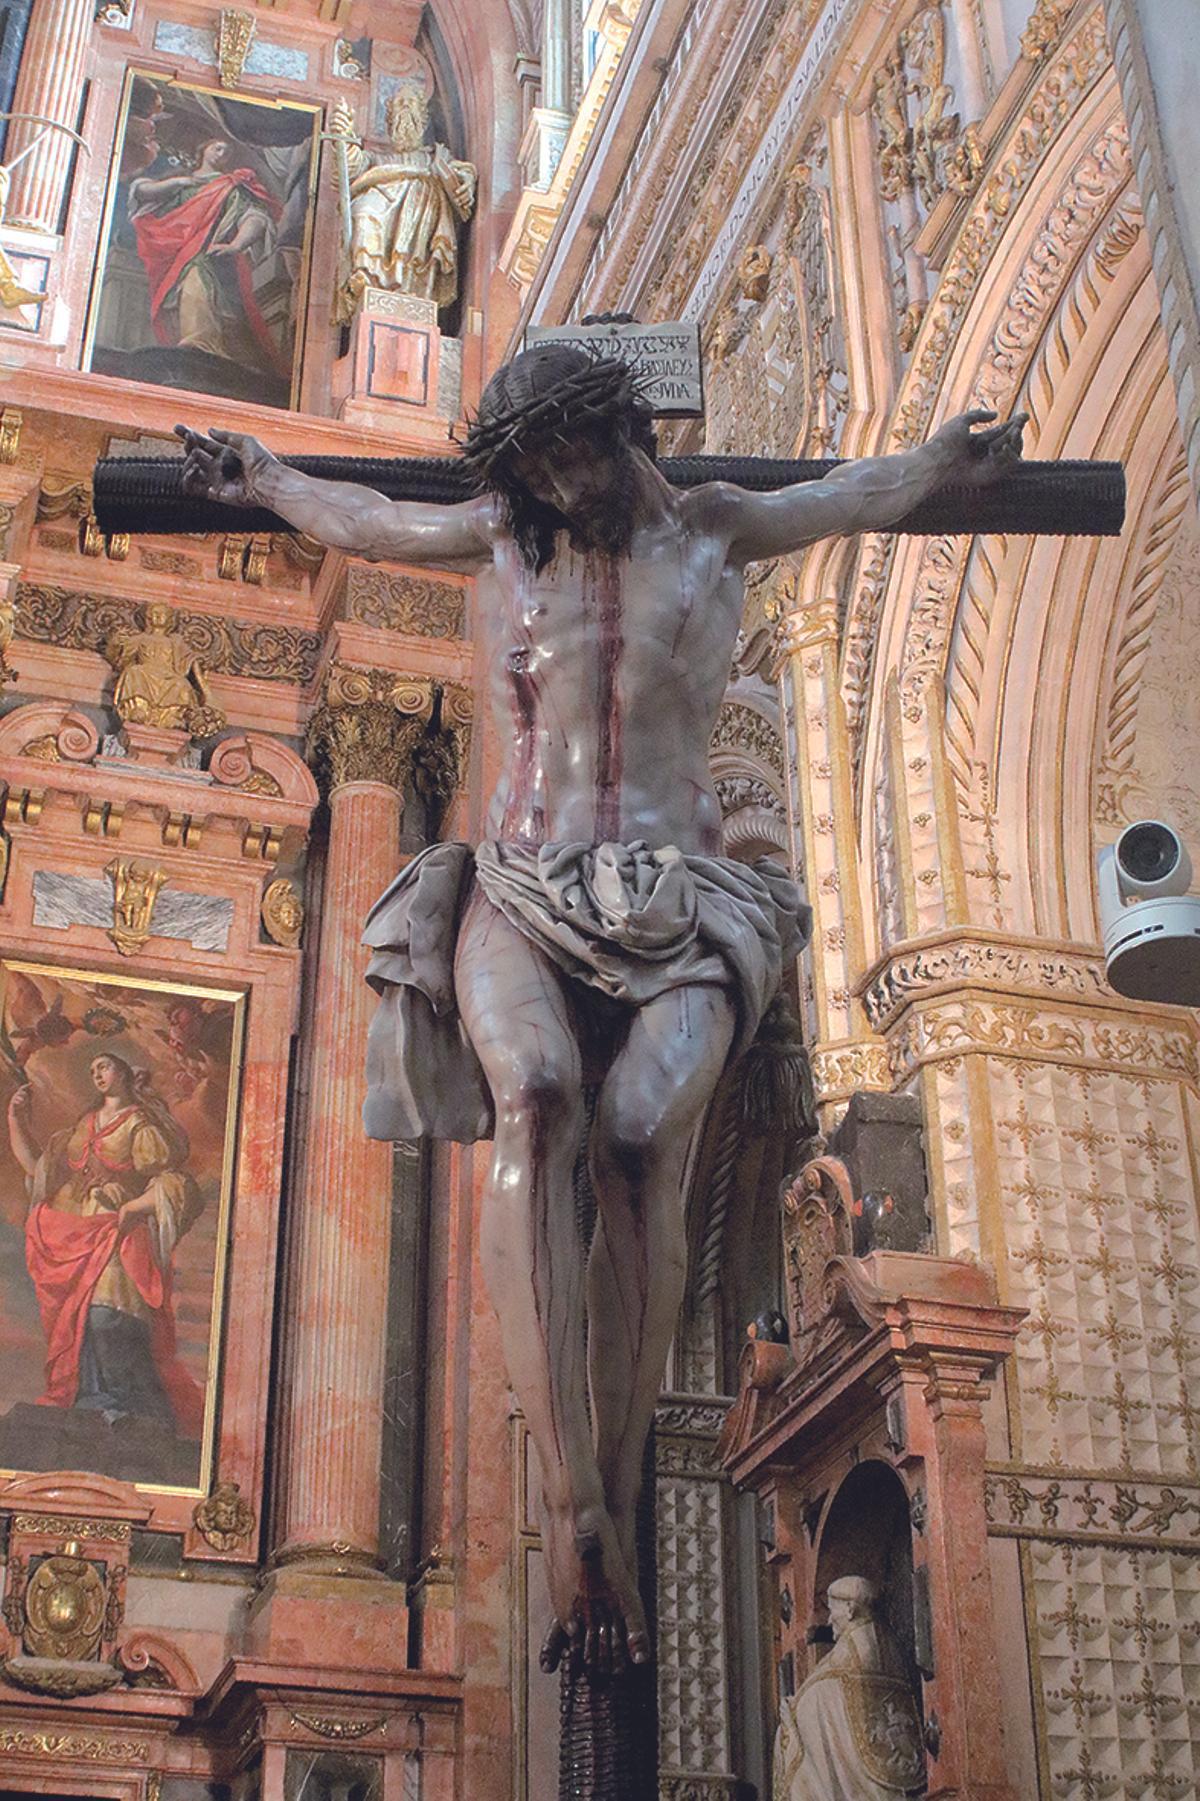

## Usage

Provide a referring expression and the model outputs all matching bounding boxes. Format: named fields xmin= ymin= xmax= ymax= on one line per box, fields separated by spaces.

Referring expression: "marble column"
xmin=1104 ymin=0 xmax=1200 ymax=501
xmin=273 ymin=673 xmax=430 ymax=1571
xmin=3 ymin=0 xmax=91 ymax=232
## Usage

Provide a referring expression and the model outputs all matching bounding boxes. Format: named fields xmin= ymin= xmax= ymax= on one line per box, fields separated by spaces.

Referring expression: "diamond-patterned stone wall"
xmin=995 ymin=1059 xmax=1200 ymax=1477
xmin=1030 ymin=1537 xmax=1200 ymax=1796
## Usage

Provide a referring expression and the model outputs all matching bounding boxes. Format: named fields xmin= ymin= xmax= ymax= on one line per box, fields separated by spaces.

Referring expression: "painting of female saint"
xmin=0 ymin=963 xmax=244 ymax=1492
xmin=84 ymin=72 xmax=320 ymax=409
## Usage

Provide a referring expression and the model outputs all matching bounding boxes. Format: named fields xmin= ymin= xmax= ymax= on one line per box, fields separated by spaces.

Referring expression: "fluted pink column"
xmin=4 ymin=0 xmax=92 ymax=232
xmin=274 ymin=686 xmax=422 ymax=1569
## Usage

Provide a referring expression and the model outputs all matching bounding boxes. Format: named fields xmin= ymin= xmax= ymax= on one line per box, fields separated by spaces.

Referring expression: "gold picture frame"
xmin=0 ymin=959 xmax=245 ymax=1497
xmin=82 ymin=68 xmax=321 ymax=410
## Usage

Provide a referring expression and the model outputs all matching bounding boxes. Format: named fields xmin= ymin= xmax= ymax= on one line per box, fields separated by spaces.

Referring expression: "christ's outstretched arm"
xmin=175 ymin=426 xmax=495 ymax=571
xmin=719 ymin=407 xmax=1028 ymax=563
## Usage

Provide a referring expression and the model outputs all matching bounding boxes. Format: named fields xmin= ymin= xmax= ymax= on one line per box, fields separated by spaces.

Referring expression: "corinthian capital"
xmin=305 ymin=664 xmax=436 ymax=793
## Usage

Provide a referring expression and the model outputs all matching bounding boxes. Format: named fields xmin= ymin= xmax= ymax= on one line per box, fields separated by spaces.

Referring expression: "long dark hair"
xmin=462 ymin=345 xmax=657 ymax=572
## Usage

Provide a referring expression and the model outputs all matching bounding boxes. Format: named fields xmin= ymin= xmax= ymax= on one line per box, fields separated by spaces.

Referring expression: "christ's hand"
xmin=931 ymin=407 xmax=1028 ymax=485
xmin=175 ymin=426 xmax=276 ymax=508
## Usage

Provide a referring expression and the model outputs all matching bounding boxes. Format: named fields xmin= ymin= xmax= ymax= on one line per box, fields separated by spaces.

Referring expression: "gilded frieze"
xmin=16 ymin=583 xmax=323 ymax=685
xmin=341 ymin=565 xmax=466 ymax=639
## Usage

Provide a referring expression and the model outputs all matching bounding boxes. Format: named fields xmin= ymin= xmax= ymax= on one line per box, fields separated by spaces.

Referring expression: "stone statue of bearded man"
xmin=331 ymin=81 xmax=476 ymax=321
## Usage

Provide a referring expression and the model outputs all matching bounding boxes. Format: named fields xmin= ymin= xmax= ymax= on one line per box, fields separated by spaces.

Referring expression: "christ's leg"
xmin=454 ymin=893 xmax=634 ymax=1667
xmin=588 ymin=983 xmax=737 ymax=1621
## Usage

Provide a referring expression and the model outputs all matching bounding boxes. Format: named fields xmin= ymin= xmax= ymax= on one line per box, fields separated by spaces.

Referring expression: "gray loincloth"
xmin=363 ymin=838 xmax=810 ymax=1145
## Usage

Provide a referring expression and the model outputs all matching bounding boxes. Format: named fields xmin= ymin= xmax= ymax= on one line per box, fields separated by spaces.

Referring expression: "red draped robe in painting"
xmin=24 ymin=1103 xmax=205 ymax=1437
xmin=130 ymin=167 xmax=285 ymax=375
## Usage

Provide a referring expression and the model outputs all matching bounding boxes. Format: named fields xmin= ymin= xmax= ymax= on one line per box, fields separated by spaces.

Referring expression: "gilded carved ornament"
xmin=105 ymin=859 xmax=167 ymax=957
xmin=1021 ymin=0 xmax=1075 ymax=61
xmin=305 ymin=665 xmax=470 ymax=795
xmin=0 ymin=591 xmax=15 ymax=688
xmin=0 ymin=1727 xmax=150 ymax=1762
xmin=105 ymin=602 xmax=226 ymax=738
xmin=217 ymin=9 xmax=256 ymax=88
xmin=343 ymin=565 xmax=466 ymax=639
xmin=0 ymin=407 xmax=21 ymax=464
xmin=18 ymin=582 xmax=324 ymax=685
xmin=261 ymin=877 xmax=303 ymax=947
xmin=11 ymin=1513 xmax=132 ymax=1541
xmin=192 ymin=1480 xmax=255 ymax=1551
xmin=1 ymin=1538 xmax=122 ymax=1697
xmin=286 ymin=1709 xmax=388 ymax=1740
xmin=20 ymin=1544 xmax=106 ymax=1661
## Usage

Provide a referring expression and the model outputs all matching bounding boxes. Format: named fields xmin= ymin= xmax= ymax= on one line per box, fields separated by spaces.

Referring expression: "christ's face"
xmin=512 ymin=439 xmax=627 ymax=532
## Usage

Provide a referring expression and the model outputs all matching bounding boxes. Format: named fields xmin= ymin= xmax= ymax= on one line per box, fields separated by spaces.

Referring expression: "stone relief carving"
xmin=1095 ymin=455 xmax=1191 ymax=824
xmin=782 ymin=150 xmax=848 ymax=456
xmin=889 ymin=7 xmax=1110 ymax=450
xmin=1099 ymin=502 xmax=1200 ymax=840
xmin=341 ymin=566 xmax=466 ymax=639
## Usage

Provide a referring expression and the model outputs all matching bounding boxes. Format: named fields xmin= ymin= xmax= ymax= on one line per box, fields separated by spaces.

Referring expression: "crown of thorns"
xmin=459 ymin=354 xmax=653 ymax=484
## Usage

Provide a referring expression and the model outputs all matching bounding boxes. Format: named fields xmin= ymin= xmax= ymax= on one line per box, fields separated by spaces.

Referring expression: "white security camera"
xmin=1097 ymin=821 xmax=1200 ymax=1006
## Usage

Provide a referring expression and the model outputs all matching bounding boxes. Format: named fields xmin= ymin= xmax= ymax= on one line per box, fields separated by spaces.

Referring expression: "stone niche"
xmin=719 ymin=1147 xmax=1026 ymax=1801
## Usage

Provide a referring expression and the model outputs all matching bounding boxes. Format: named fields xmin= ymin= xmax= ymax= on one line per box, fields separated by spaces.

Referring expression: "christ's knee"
xmin=592 ymin=1090 xmax=679 ymax=1197
xmin=493 ymin=1059 xmax=584 ymax=1145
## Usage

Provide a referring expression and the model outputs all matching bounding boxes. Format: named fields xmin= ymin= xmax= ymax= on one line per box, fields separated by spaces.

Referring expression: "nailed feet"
xmin=539 ymin=1515 xmax=650 ymax=1676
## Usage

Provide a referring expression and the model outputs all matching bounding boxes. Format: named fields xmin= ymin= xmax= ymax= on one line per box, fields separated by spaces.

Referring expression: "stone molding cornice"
xmin=886 ymin=990 xmax=1200 ymax=1088
xmin=860 ymin=928 xmax=1112 ymax=1029
xmin=860 ymin=931 xmax=1200 ymax=1085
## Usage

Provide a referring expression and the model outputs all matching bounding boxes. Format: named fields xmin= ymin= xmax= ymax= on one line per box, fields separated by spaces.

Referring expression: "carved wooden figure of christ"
xmin=172 ymin=344 xmax=1034 ymax=1672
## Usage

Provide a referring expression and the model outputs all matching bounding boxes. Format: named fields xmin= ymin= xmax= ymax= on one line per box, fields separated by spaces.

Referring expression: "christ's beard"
xmin=565 ymin=459 xmax=637 ymax=559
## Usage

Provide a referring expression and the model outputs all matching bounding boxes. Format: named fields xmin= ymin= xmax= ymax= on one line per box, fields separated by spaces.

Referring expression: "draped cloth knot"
xmin=363 ymin=839 xmax=810 ymax=1145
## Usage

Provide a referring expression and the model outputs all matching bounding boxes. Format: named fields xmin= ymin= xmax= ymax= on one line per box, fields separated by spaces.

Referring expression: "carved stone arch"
xmin=848 ymin=24 xmax=1125 ymax=824
xmin=943 ymin=179 xmax=1146 ymax=795
xmin=989 ymin=276 xmax=1173 ymax=941
xmin=848 ymin=29 xmax=1183 ymax=941
xmin=1093 ymin=448 xmax=1192 ymax=818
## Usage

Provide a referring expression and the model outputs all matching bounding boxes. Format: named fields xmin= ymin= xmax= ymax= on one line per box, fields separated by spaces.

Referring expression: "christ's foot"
xmin=538 ymin=1521 xmax=651 ymax=1676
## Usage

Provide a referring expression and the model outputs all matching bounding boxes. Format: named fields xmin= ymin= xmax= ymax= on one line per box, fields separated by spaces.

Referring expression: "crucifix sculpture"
xmin=95 ymin=334 xmax=1121 ymax=1788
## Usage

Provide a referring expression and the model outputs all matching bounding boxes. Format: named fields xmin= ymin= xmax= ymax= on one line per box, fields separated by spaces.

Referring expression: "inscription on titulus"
xmin=526 ymin=321 xmax=703 ymax=415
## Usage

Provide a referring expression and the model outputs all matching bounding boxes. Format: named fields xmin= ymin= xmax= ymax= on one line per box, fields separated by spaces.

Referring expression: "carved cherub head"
xmin=386 ymin=83 xmax=430 ymax=152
